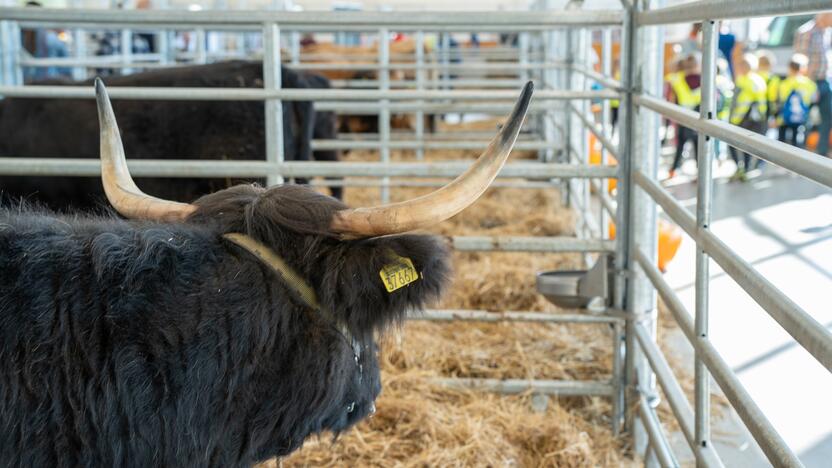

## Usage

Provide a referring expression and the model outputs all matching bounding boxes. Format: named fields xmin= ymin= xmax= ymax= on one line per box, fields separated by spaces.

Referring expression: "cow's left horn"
xmin=96 ymin=78 xmax=196 ymax=221
xmin=330 ymin=80 xmax=534 ymax=239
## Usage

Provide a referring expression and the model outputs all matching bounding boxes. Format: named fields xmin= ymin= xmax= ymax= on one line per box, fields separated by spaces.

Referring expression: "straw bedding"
xmin=269 ymin=120 xmax=647 ymax=467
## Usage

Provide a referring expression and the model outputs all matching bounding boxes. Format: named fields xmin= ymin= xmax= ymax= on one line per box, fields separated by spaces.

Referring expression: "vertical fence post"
xmin=615 ymin=2 xmax=634 ymax=436
xmin=10 ymin=20 xmax=22 ymax=85
xmin=601 ymin=25 xmax=624 ymax=436
xmin=263 ymin=22 xmax=284 ymax=186
xmin=624 ymin=0 xmax=664 ymax=459
xmin=519 ymin=32 xmax=530 ymax=85
xmin=415 ymin=30 xmax=425 ymax=161
xmin=440 ymin=32 xmax=450 ymax=92
xmin=379 ymin=28 xmax=391 ymax=203
xmin=121 ymin=28 xmax=133 ymax=75
xmin=0 ymin=18 xmax=10 ymax=86
xmin=195 ymin=28 xmax=207 ymax=64
xmin=695 ymin=19 xmax=717 ymax=467
xmin=72 ymin=27 xmax=87 ymax=80
xmin=543 ymin=0 xmax=558 ymax=165
xmin=290 ymin=31 xmax=300 ymax=66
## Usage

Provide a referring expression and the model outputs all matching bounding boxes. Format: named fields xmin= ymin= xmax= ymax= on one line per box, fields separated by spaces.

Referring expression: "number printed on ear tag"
xmin=379 ymin=254 xmax=420 ymax=293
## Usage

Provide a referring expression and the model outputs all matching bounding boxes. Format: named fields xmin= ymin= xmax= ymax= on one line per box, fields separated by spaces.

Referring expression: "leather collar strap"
xmin=222 ymin=233 xmax=320 ymax=311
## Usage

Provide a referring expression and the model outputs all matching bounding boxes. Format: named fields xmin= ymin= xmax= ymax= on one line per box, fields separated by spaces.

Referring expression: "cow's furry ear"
xmin=316 ymin=234 xmax=451 ymax=337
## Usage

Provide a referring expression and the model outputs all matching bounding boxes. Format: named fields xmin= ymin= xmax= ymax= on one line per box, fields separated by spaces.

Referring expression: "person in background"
xmin=713 ymin=58 xmax=735 ymax=161
xmin=134 ymin=0 xmax=156 ymax=53
xmin=678 ymin=23 xmax=702 ymax=56
xmin=729 ymin=53 xmax=768 ymax=181
xmin=794 ymin=12 xmax=832 ymax=157
xmin=20 ymin=1 xmax=71 ymax=81
xmin=756 ymin=50 xmax=781 ymax=122
xmin=774 ymin=54 xmax=817 ymax=148
xmin=718 ymin=21 xmax=738 ymax=77
xmin=666 ymin=52 xmax=702 ymax=179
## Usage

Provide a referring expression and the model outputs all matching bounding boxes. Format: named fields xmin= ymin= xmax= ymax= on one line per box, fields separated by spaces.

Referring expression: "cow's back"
xmin=0 ymin=61 xmax=337 ymax=211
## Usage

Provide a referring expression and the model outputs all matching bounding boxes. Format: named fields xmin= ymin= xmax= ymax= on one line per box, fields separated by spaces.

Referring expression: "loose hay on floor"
xmin=276 ymin=137 xmax=637 ymax=466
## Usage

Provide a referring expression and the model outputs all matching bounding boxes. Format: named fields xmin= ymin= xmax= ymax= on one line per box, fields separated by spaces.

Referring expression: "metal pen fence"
xmin=0 ymin=1 xmax=626 ymax=436
xmin=1 ymin=1 xmax=831 ymax=467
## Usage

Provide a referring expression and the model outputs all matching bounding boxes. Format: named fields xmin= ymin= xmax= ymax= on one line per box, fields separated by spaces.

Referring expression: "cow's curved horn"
xmin=330 ymin=81 xmax=534 ymax=239
xmin=96 ymin=78 xmax=196 ymax=222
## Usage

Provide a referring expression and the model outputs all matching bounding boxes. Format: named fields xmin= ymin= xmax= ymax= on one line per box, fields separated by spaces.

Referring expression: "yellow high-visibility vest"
xmin=759 ymin=70 xmax=782 ymax=109
xmin=611 ymin=70 xmax=621 ymax=109
xmin=715 ymin=74 xmax=734 ymax=121
xmin=775 ymin=75 xmax=818 ymax=125
xmin=665 ymin=71 xmax=701 ymax=109
xmin=730 ymin=72 xmax=767 ymax=125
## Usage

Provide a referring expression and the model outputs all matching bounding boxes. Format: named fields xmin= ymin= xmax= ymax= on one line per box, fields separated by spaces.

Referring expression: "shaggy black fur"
xmin=0 ymin=184 xmax=450 ymax=467
xmin=0 ymin=61 xmax=342 ymax=213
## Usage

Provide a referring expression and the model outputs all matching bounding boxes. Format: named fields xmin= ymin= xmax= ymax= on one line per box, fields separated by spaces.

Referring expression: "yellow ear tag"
xmin=379 ymin=253 xmax=420 ymax=293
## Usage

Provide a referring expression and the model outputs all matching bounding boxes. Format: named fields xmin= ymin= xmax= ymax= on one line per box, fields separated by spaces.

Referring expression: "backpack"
xmin=781 ymin=89 xmax=810 ymax=125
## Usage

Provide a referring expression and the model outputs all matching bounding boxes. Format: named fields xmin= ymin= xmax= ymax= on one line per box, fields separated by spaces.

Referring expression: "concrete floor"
xmin=659 ymin=158 xmax=832 ymax=466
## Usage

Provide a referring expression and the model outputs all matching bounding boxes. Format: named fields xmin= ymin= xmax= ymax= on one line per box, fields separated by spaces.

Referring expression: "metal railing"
xmin=2 ymin=1 xmax=830 ymax=466
xmin=604 ymin=1 xmax=831 ymax=467
xmin=0 ymin=2 xmax=626 ymax=434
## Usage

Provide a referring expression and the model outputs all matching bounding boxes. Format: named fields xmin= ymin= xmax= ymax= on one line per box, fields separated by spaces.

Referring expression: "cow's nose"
xmin=369 ymin=402 xmax=376 ymax=416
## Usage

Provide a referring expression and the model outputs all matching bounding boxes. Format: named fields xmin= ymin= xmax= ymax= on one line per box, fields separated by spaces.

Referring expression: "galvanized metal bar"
xmin=0 ymin=7 xmax=626 ymax=28
xmin=432 ymin=378 xmax=614 ymax=397
xmin=120 ymin=28 xmax=133 ymax=75
xmin=600 ymin=27 xmax=613 ymax=241
xmin=0 ymin=85 xmax=619 ymax=102
xmin=569 ymin=102 xmax=619 ymax=158
xmin=72 ymin=26 xmax=87 ymax=81
xmin=0 ymin=158 xmax=618 ymax=179
xmin=310 ymin=138 xmax=558 ymax=151
xmin=638 ymin=0 xmax=831 ymax=26
xmin=413 ymin=309 xmax=622 ymax=324
xmin=633 ymin=272 xmax=727 ymax=468
xmin=0 ymin=20 xmax=10 ymax=86
xmin=519 ymin=32 xmax=530 ymax=84
xmin=633 ymin=247 xmax=804 ymax=468
xmin=590 ymin=179 xmax=618 ymax=219
xmin=379 ymin=27 xmax=391 ymax=204
xmin=329 ymin=78 xmax=529 ymax=88
xmin=415 ymin=30 xmax=425 ymax=161
xmin=311 ymin=179 xmax=561 ymax=190
xmin=15 ymin=21 xmax=617 ymax=33
xmin=290 ymin=61 xmax=569 ymax=72
xmin=572 ymin=63 xmax=623 ymax=91
xmin=627 ymin=0 xmax=664 ymax=457
xmin=313 ymin=102 xmax=568 ymax=114
xmin=451 ymin=236 xmax=615 ymax=253
xmin=290 ymin=31 xmax=300 ymax=65
xmin=21 ymin=55 xmax=165 ymax=68
xmin=634 ymin=94 xmax=832 ymax=189
xmin=633 ymin=170 xmax=832 ymax=373
xmin=638 ymin=394 xmax=681 ymax=468
xmin=262 ymin=22 xmax=283 ymax=186
xmin=195 ymin=28 xmax=207 ymax=64
xmin=440 ymin=32 xmax=450 ymax=92
xmin=695 ymin=19 xmax=717 ymax=467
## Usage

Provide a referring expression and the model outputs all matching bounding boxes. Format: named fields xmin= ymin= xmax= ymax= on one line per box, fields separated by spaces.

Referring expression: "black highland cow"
xmin=0 ymin=79 xmax=532 ymax=467
xmin=0 ymin=60 xmax=342 ymax=210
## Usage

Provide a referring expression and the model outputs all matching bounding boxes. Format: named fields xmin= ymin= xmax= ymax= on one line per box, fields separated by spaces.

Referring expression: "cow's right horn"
xmin=330 ymin=80 xmax=534 ymax=239
xmin=96 ymin=78 xmax=196 ymax=222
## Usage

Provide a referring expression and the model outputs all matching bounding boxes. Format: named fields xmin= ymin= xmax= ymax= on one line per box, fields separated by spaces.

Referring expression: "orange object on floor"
xmin=806 ymin=129 xmax=832 ymax=151
xmin=589 ymin=135 xmax=618 ymax=194
xmin=607 ymin=219 xmax=682 ymax=272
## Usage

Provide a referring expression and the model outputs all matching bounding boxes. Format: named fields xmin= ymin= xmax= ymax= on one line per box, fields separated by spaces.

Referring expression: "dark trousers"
xmin=671 ymin=125 xmax=698 ymax=172
xmin=816 ymin=78 xmax=832 ymax=156
xmin=731 ymin=118 xmax=766 ymax=170
xmin=778 ymin=124 xmax=804 ymax=148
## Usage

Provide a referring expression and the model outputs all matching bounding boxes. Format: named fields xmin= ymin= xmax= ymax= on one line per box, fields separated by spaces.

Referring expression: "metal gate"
xmin=1 ymin=1 xmax=831 ymax=466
